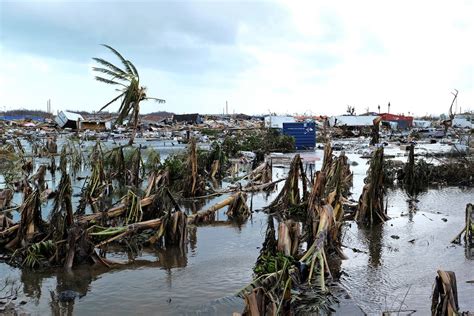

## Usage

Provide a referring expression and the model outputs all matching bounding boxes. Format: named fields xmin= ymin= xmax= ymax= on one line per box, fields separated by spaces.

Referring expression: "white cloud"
xmin=0 ymin=0 xmax=472 ymax=115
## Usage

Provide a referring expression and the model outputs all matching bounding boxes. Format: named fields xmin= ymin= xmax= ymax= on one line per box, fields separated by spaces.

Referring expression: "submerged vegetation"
xmin=1 ymin=131 xmax=472 ymax=313
xmin=1 ymin=45 xmax=472 ymax=315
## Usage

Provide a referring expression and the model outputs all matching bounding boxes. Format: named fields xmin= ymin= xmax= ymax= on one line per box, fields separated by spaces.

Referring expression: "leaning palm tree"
xmin=93 ymin=44 xmax=165 ymax=145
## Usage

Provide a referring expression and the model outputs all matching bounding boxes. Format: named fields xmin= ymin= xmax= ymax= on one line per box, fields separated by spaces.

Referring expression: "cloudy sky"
xmin=0 ymin=0 xmax=472 ymax=116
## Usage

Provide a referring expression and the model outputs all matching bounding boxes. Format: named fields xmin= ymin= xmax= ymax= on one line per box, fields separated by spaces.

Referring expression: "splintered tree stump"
xmin=431 ymin=270 xmax=459 ymax=316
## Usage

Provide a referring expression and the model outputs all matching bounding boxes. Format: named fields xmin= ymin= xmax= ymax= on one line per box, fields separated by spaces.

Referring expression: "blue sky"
xmin=0 ymin=0 xmax=472 ymax=115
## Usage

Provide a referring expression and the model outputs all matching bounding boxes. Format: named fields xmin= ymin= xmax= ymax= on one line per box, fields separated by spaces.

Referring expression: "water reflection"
xmin=19 ymin=244 xmax=190 ymax=315
xmin=21 ymin=268 xmax=45 ymax=302
xmin=188 ymin=226 xmax=197 ymax=252
xmin=465 ymin=245 xmax=474 ymax=260
xmin=406 ymin=198 xmax=418 ymax=222
xmin=358 ymin=223 xmax=384 ymax=268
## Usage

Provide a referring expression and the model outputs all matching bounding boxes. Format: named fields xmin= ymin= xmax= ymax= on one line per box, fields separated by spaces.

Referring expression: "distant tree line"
xmin=1 ymin=109 xmax=52 ymax=118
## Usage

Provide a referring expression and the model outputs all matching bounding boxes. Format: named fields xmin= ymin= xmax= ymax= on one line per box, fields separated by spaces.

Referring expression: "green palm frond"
xmin=127 ymin=60 xmax=139 ymax=79
xmin=102 ymin=44 xmax=135 ymax=76
xmin=92 ymin=57 xmax=129 ymax=78
xmin=99 ymin=92 xmax=126 ymax=112
xmin=94 ymin=45 xmax=166 ymax=140
xmin=92 ymin=67 xmax=130 ymax=81
xmin=95 ymin=76 xmax=126 ymax=86
xmin=146 ymin=97 xmax=166 ymax=103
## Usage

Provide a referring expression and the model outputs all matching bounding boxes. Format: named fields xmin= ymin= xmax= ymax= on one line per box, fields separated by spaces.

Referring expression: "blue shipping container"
xmin=282 ymin=122 xmax=316 ymax=150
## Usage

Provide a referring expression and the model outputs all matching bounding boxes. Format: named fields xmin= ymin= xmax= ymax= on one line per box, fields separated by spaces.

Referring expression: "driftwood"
xmin=188 ymin=193 xmax=242 ymax=224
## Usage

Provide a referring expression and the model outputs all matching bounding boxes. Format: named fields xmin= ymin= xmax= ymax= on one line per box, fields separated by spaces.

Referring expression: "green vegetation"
xmin=222 ymin=128 xmax=295 ymax=156
xmin=93 ymin=44 xmax=165 ymax=145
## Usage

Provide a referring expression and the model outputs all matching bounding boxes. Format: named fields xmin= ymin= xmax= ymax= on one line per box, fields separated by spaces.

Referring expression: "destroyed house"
xmin=55 ymin=111 xmax=84 ymax=129
xmin=328 ymin=115 xmax=378 ymax=128
xmin=173 ymin=113 xmax=202 ymax=124
xmin=379 ymin=113 xmax=413 ymax=129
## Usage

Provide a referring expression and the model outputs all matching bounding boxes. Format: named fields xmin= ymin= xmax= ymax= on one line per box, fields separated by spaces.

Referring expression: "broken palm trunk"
xmin=127 ymin=147 xmax=144 ymax=188
xmin=31 ymin=165 xmax=47 ymax=195
xmin=324 ymin=152 xmax=352 ymax=202
xmin=106 ymin=146 xmax=126 ymax=184
xmin=0 ymin=189 xmax=13 ymax=210
xmin=241 ymin=224 xmax=335 ymax=315
xmin=5 ymin=186 xmax=44 ymax=249
xmin=266 ymin=154 xmax=308 ymax=216
xmin=451 ymin=203 xmax=474 ymax=245
xmin=77 ymin=143 xmax=110 ymax=214
xmin=355 ymin=147 xmax=389 ymax=225
xmin=277 ymin=220 xmax=300 ymax=257
xmin=93 ymin=210 xmax=187 ymax=251
xmin=321 ymin=143 xmax=333 ymax=174
xmin=188 ymin=192 xmax=249 ymax=225
xmin=49 ymin=154 xmax=56 ymax=178
xmin=402 ymin=144 xmax=429 ymax=197
xmin=207 ymin=141 xmax=227 ymax=179
xmin=183 ymin=138 xmax=205 ymax=197
xmin=49 ymin=172 xmax=73 ymax=241
xmin=307 ymin=149 xmax=351 ymax=256
xmin=307 ymin=171 xmax=326 ymax=247
xmin=226 ymin=192 xmax=250 ymax=223
xmin=324 ymin=153 xmax=352 ymax=256
xmin=48 ymin=172 xmax=74 ymax=266
xmin=64 ymin=223 xmax=113 ymax=269
xmin=144 ymin=170 xmax=169 ymax=198
xmin=246 ymin=161 xmax=272 ymax=186
xmin=210 ymin=160 xmax=220 ymax=179
xmin=46 ymin=137 xmax=57 ymax=154
xmin=431 ymin=270 xmax=459 ymax=316
xmin=370 ymin=117 xmax=382 ymax=146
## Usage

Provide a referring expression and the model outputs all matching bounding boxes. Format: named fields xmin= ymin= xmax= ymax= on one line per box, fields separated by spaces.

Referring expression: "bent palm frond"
xmin=146 ymin=97 xmax=166 ymax=103
xmin=99 ymin=92 xmax=126 ymax=112
xmin=101 ymin=44 xmax=134 ymax=76
xmin=92 ymin=57 xmax=129 ymax=78
xmin=95 ymin=76 xmax=127 ymax=86
xmin=92 ymin=67 xmax=130 ymax=81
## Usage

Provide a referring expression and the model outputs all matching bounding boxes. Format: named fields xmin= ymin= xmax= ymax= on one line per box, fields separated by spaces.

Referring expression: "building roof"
xmin=329 ymin=115 xmax=378 ymax=127
xmin=379 ymin=113 xmax=413 ymax=121
xmin=62 ymin=111 xmax=84 ymax=121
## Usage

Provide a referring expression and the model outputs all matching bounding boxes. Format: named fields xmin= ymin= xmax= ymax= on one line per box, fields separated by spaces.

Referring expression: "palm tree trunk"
xmin=128 ymin=94 xmax=142 ymax=146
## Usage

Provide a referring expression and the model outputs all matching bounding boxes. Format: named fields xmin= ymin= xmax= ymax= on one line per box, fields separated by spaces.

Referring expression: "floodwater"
xmin=1 ymin=138 xmax=473 ymax=315
xmin=341 ymin=187 xmax=474 ymax=314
